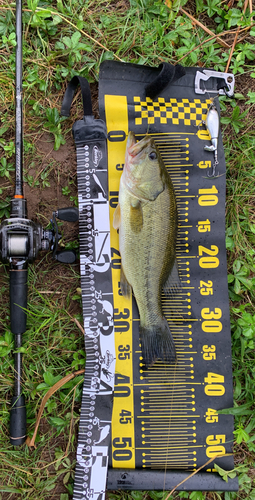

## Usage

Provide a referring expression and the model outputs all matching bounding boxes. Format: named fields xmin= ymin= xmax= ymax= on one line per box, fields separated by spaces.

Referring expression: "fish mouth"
xmin=125 ymin=133 xmax=156 ymax=176
xmin=127 ymin=133 xmax=154 ymax=158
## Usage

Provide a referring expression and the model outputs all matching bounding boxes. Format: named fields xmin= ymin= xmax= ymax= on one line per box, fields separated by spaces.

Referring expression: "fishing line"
xmin=163 ymin=357 xmax=178 ymax=494
xmin=159 ymin=135 xmax=186 ymax=493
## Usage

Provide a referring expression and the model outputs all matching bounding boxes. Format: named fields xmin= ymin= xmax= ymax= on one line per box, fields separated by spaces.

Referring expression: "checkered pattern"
xmin=134 ymin=96 xmax=211 ymax=126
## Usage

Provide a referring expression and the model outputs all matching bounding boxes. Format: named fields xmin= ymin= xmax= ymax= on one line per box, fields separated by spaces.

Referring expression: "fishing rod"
xmin=0 ymin=0 xmax=78 ymax=446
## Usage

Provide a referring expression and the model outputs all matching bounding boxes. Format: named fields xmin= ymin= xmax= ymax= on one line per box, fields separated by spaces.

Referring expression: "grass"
xmin=0 ymin=0 xmax=255 ymax=498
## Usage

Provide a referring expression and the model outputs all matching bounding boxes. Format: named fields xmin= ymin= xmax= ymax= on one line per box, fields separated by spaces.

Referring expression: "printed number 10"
xmin=198 ymin=186 xmax=218 ymax=206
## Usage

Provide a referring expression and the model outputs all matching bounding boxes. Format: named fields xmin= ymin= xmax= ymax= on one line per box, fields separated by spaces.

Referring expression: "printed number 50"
xmin=206 ymin=434 xmax=226 ymax=458
xmin=112 ymin=437 xmax=133 ymax=461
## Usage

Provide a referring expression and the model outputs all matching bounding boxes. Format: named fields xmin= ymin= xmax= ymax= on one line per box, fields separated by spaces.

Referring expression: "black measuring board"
xmin=97 ymin=61 xmax=238 ymax=491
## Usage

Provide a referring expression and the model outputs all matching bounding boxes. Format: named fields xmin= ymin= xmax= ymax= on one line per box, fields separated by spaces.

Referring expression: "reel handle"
xmin=9 ymin=267 xmax=28 ymax=446
xmin=56 ymin=206 xmax=79 ymax=222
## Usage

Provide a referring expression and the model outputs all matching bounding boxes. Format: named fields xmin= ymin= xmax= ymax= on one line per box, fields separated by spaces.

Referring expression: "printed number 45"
xmin=119 ymin=409 xmax=132 ymax=424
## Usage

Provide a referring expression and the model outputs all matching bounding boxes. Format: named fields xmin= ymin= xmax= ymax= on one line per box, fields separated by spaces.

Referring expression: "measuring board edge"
xmin=107 ymin=469 xmax=239 ymax=491
xmin=73 ymin=129 xmax=116 ymax=500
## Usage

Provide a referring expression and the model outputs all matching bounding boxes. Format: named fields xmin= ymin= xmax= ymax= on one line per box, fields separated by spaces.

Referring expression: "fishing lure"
xmin=203 ymin=100 xmax=220 ymax=177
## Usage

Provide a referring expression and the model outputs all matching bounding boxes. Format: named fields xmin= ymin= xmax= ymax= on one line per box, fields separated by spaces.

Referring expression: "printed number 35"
xmin=118 ymin=345 xmax=130 ymax=360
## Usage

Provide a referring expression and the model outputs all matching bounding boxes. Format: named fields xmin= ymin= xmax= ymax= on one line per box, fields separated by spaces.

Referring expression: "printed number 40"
xmin=204 ymin=372 xmax=225 ymax=396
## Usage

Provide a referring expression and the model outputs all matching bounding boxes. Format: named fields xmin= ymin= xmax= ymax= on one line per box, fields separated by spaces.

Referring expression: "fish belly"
xmin=119 ymin=179 xmax=177 ymax=365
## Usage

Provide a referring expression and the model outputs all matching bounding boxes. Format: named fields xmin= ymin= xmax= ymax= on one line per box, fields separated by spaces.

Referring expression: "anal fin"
xmin=163 ymin=259 xmax=182 ymax=297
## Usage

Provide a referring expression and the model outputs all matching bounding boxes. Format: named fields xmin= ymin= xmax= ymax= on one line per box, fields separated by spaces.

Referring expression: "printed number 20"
xmin=199 ymin=245 xmax=219 ymax=269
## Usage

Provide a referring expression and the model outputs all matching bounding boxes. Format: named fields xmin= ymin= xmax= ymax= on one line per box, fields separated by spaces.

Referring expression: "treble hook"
xmin=207 ymin=157 xmax=218 ymax=178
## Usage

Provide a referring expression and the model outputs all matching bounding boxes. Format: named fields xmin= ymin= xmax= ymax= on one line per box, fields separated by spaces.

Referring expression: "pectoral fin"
xmin=120 ymin=266 xmax=132 ymax=297
xmin=130 ymin=200 xmax=143 ymax=233
xmin=163 ymin=259 xmax=182 ymax=297
xmin=113 ymin=203 xmax=121 ymax=230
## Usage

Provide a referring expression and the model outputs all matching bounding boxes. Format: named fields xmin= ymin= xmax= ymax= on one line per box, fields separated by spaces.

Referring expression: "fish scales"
xmin=113 ymin=132 xmax=179 ymax=367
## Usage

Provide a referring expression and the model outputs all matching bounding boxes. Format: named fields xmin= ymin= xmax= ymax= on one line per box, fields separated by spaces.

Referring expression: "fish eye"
xmin=148 ymin=151 xmax=157 ymax=160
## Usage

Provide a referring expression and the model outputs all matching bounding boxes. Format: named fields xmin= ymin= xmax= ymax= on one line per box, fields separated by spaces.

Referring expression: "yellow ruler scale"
xmin=105 ymin=97 xmax=199 ymax=470
xmin=105 ymin=95 xmax=135 ymax=469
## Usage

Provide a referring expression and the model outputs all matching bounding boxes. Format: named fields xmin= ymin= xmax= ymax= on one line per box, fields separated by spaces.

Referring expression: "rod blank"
xmin=15 ymin=0 xmax=23 ymax=198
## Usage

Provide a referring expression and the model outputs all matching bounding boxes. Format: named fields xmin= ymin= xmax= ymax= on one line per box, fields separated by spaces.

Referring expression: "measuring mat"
xmin=66 ymin=63 xmax=238 ymax=499
xmin=98 ymin=61 xmax=238 ymax=492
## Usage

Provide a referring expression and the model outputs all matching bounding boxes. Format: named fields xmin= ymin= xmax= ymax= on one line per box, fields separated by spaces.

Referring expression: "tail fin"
xmin=140 ymin=317 xmax=177 ymax=367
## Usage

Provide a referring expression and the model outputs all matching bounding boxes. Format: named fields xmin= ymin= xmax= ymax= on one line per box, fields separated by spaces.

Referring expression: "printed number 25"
xmin=200 ymin=280 xmax=213 ymax=295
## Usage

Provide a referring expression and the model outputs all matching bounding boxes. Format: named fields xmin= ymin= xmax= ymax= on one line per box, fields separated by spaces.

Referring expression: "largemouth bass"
xmin=113 ymin=132 xmax=180 ymax=367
